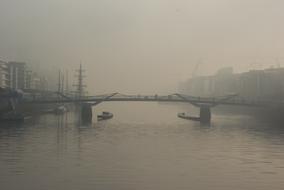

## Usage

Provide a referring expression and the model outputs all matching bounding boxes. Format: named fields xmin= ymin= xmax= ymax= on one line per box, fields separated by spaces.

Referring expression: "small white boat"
xmin=97 ymin=112 xmax=113 ymax=121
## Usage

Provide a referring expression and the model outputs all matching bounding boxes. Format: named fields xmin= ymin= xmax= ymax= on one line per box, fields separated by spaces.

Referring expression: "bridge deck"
xmin=20 ymin=94 xmax=280 ymax=108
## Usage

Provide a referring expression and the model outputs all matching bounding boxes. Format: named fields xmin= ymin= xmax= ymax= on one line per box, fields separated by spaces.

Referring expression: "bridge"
xmin=2 ymin=89 xmax=283 ymax=123
xmin=14 ymin=92 xmax=281 ymax=123
xmin=21 ymin=93 xmax=275 ymax=106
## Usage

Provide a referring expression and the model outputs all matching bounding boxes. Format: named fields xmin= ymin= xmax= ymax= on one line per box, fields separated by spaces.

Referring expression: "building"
xmin=8 ymin=62 xmax=26 ymax=90
xmin=30 ymin=73 xmax=41 ymax=90
xmin=39 ymin=76 xmax=48 ymax=91
xmin=0 ymin=60 xmax=9 ymax=88
xmin=1 ymin=60 xmax=50 ymax=91
xmin=25 ymin=70 xmax=33 ymax=90
xmin=181 ymin=67 xmax=284 ymax=101
xmin=25 ymin=70 xmax=48 ymax=91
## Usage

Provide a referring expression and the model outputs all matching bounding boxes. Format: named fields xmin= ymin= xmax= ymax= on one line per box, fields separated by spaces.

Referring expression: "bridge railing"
xmin=19 ymin=91 xmax=284 ymax=108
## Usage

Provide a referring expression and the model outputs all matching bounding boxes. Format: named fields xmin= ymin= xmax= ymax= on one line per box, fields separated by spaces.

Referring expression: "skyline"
xmin=1 ymin=0 xmax=284 ymax=94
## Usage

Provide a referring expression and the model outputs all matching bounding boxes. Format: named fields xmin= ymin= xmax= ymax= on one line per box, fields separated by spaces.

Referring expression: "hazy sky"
xmin=1 ymin=0 xmax=284 ymax=94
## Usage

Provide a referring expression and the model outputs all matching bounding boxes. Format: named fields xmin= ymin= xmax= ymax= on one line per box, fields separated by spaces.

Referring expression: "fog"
xmin=1 ymin=0 xmax=284 ymax=94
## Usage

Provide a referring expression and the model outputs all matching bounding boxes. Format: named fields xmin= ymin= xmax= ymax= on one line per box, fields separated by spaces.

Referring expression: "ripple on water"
xmin=0 ymin=106 xmax=284 ymax=190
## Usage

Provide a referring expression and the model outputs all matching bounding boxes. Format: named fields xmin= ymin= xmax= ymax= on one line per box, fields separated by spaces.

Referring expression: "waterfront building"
xmin=39 ymin=76 xmax=48 ymax=91
xmin=181 ymin=67 xmax=284 ymax=101
xmin=8 ymin=62 xmax=26 ymax=90
xmin=30 ymin=73 xmax=41 ymax=90
xmin=0 ymin=60 xmax=10 ymax=88
xmin=25 ymin=70 xmax=48 ymax=91
xmin=25 ymin=70 xmax=33 ymax=90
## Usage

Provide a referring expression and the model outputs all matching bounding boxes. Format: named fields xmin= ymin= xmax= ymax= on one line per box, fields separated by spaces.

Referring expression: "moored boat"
xmin=178 ymin=112 xmax=200 ymax=122
xmin=97 ymin=112 xmax=113 ymax=121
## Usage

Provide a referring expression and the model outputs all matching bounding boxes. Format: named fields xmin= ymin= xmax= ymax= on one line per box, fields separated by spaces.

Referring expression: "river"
xmin=0 ymin=102 xmax=284 ymax=190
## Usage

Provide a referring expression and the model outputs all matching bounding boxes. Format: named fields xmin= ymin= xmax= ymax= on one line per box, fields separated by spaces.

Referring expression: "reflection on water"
xmin=0 ymin=102 xmax=284 ymax=190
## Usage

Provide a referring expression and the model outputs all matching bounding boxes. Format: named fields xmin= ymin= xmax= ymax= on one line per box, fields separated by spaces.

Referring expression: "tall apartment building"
xmin=0 ymin=60 xmax=9 ymax=88
xmin=8 ymin=62 xmax=26 ymax=90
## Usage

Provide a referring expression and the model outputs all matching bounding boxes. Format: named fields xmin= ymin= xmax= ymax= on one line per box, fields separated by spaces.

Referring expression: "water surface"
xmin=0 ymin=102 xmax=284 ymax=190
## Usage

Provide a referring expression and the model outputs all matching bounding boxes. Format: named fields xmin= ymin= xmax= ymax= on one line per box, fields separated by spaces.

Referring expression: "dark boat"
xmin=178 ymin=113 xmax=201 ymax=122
xmin=97 ymin=112 xmax=113 ymax=121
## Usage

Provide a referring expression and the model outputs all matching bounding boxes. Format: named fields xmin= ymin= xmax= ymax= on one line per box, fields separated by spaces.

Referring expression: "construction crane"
xmin=192 ymin=60 xmax=202 ymax=78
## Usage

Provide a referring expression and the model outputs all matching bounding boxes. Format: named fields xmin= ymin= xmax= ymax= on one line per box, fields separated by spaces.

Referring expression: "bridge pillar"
xmin=199 ymin=106 xmax=211 ymax=123
xmin=81 ymin=103 xmax=92 ymax=123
